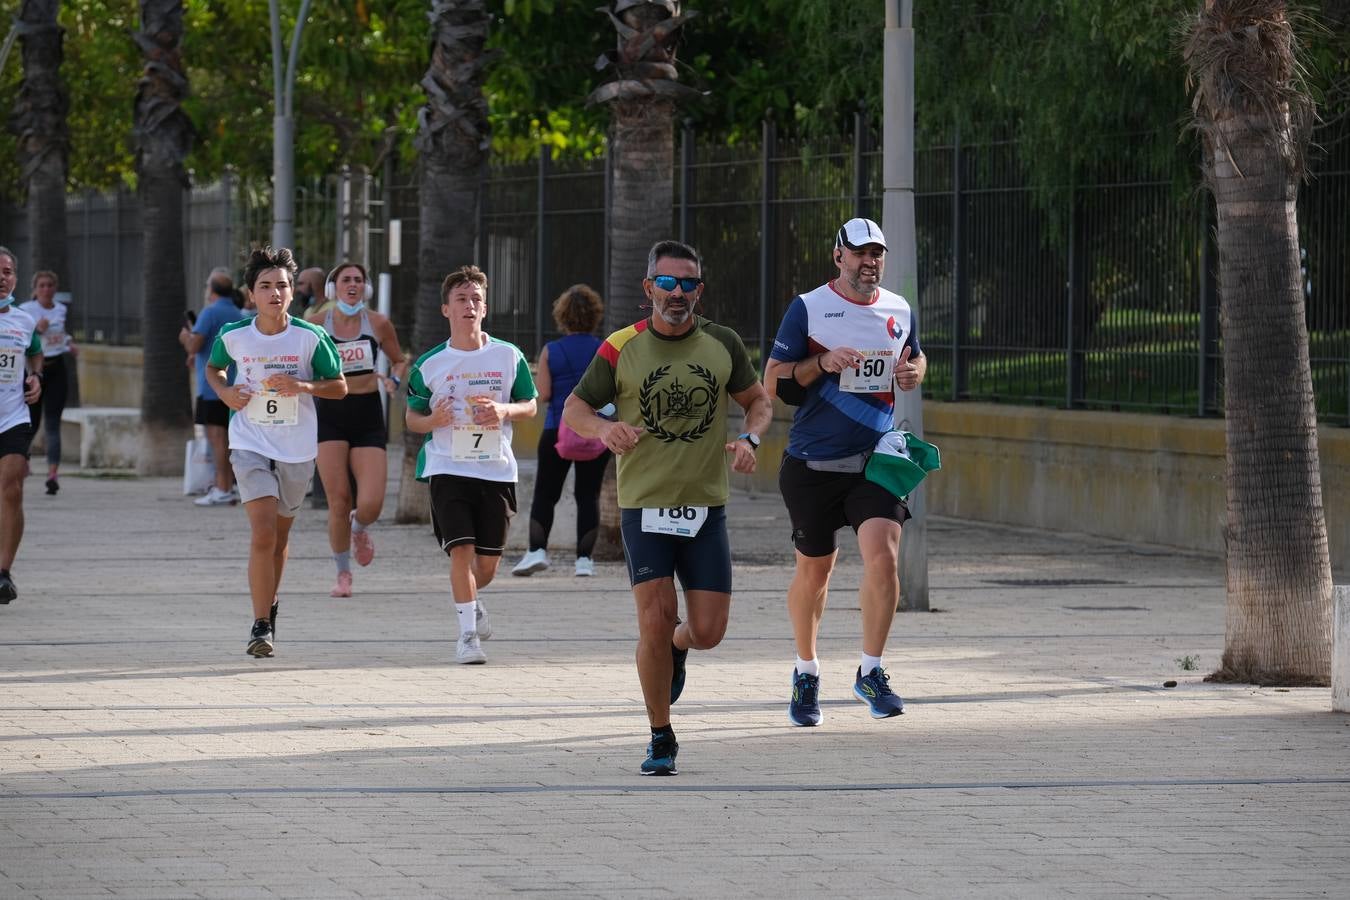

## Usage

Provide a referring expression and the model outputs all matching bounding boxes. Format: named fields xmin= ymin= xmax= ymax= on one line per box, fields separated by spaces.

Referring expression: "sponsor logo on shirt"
xmin=824 ymin=311 xmax=845 ymax=319
xmin=886 ymin=315 xmax=904 ymax=340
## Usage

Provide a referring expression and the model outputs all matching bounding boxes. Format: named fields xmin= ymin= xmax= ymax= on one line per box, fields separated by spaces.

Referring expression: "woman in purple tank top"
xmin=510 ymin=284 xmax=611 ymax=578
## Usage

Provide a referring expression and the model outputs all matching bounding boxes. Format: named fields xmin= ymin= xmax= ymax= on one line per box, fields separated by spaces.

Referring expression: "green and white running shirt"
xmin=0 ymin=306 xmax=41 ymax=433
xmin=572 ymin=316 xmax=757 ymax=509
xmin=208 ymin=316 xmax=343 ymax=463
xmin=406 ymin=335 xmax=536 ymax=483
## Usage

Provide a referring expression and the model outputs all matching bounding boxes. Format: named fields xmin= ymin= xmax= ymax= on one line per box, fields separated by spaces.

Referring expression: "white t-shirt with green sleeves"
xmin=406 ymin=335 xmax=536 ymax=483
xmin=0 ymin=306 xmax=41 ymax=433
xmin=208 ymin=316 xmax=343 ymax=463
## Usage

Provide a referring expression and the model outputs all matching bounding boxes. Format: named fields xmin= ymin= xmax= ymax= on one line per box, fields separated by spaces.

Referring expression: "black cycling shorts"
xmin=619 ymin=505 xmax=732 ymax=593
xmin=316 ymin=391 xmax=387 ymax=449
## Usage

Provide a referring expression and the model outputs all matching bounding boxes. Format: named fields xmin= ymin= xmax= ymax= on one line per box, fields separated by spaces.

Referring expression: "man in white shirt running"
xmin=206 ymin=246 xmax=347 ymax=657
xmin=0 ymin=246 xmax=44 ymax=604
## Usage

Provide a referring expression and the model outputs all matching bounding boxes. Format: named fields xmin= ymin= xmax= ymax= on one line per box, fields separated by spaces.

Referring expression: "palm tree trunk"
xmin=590 ymin=99 xmax=675 ymax=557
xmin=1211 ymin=110 xmax=1332 ymax=684
xmin=1187 ymin=0 xmax=1332 ymax=685
xmin=396 ymin=0 xmax=490 ymax=523
xmin=13 ymin=0 xmax=68 ymax=279
xmin=588 ymin=1 xmax=696 ymax=557
xmin=134 ymin=1 xmax=194 ymax=475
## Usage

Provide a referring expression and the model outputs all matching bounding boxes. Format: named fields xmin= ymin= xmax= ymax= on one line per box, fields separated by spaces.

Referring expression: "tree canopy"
xmin=1 ymin=0 xmax=1347 ymax=200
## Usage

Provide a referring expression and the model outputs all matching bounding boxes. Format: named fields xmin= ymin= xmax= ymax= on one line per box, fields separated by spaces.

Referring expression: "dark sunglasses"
xmin=651 ymin=275 xmax=704 ymax=293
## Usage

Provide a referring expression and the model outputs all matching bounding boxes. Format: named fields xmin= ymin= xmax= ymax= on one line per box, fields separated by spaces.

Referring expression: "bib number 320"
xmin=641 ymin=505 xmax=709 ymax=537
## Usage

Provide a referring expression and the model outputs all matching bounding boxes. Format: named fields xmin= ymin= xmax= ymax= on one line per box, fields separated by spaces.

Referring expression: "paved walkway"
xmin=1 ymin=462 xmax=1347 ymax=899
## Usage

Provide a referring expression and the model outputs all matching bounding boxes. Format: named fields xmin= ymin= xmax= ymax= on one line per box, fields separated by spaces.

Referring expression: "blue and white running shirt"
xmin=769 ymin=280 xmax=921 ymax=461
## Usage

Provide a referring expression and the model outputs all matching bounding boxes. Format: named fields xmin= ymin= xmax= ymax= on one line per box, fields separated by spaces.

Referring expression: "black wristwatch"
xmin=738 ymin=432 xmax=760 ymax=451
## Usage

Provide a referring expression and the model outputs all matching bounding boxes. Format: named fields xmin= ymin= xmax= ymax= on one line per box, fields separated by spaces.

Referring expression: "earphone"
xmin=325 ymin=262 xmax=373 ymax=302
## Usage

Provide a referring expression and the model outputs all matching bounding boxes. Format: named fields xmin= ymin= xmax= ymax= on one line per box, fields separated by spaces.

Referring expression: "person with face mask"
xmin=562 ymin=239 xmax=773 ymax=777
xmin=0 ymin=246 xmax=46 ymax=604
xmin=312 ymin=262 xmax=408 ymax=598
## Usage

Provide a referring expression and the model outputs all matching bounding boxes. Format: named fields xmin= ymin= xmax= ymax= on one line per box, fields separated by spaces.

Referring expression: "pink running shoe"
xmin=330 ymin=571 xmax=353 ymax=598
xmin=350 ymin=512 xmax=375 ymax=567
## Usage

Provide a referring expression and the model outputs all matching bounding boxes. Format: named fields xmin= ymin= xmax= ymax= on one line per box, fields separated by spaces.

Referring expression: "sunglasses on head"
xmin=651 ymin=275 xmax=704 ymax=293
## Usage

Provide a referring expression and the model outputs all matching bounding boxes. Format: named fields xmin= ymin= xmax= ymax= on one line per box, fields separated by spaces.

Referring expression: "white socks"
xmin=861 ymin=653 xmax=883 ymax=676
xmin=333 ymin=551 xmax=351 ymax=573
xmin=455 ymin=600 xmax=478 ymax=637
xmin=795 ymin=656 xmax=820 ymax=677
xmin=350 ymin=513 xmax=368 ymax=534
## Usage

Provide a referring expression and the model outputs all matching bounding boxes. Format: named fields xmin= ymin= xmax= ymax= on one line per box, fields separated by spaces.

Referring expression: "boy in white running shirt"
xmin=206 ymin=246 xmax=347 ymax=657
xmin=405 ymin=265 xmax=537 ymax=664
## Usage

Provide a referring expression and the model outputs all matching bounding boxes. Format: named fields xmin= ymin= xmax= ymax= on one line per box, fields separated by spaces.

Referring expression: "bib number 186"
xmin=641 ymin=505 xmax=709 ymax=537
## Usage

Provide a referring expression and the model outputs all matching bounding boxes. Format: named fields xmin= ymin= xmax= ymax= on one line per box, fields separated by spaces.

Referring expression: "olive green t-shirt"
xmin=572 ymin=316 xmax=757 ymax=509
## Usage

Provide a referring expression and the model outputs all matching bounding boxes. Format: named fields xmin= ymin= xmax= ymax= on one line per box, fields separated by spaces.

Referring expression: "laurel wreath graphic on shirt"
xmin=638 ymin=364 xmax=719 ymax=444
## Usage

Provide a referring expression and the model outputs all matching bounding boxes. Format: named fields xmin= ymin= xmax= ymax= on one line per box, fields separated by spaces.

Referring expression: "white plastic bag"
xmin=182 ymin=436 xmax=214 ymax=496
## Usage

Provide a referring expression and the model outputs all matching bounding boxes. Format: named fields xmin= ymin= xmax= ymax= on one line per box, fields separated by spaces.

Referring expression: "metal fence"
xmin=2 ymin=127 xmax=1346 ymax=425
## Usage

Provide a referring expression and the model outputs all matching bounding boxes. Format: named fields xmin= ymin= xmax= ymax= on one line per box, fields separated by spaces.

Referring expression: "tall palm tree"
xmin=587 ymin=1 xmax=698 ymax=555
xmin=10 ymin=0 xmax=68 ymax=280
xmin=395 ymin=0 xmax=491 ymax=522
xmin=1185 ymin=0 xmax=1332 ymax=684
xmin=134 ymin=1 xmax=195 ymax=475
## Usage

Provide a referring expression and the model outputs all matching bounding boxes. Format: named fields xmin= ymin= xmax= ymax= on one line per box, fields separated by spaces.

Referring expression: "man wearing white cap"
xmin=764 ymin=217 xmax=926 ymax=726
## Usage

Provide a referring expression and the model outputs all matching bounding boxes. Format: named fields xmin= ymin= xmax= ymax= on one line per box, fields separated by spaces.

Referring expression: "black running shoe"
xmin=247 ymin=618 xmax=274 ymax=658
xmin=269 ymin=598 xmax=279 ymax=638
xmin=45 ymin=478 xmax=58 ymax=496
xmin=0 ymin=572 xmax=14 ymax=604
xmin=640 ymin=734 xmax=679 ymax=776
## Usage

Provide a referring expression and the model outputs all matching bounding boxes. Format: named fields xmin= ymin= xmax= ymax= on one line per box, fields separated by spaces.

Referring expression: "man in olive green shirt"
xmin=565 ymin=239 xmax=772 ymax=776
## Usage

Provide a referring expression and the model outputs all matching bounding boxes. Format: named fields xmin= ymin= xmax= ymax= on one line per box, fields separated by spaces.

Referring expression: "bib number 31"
xmin=641 ymin=505 xmax=708 ymax=537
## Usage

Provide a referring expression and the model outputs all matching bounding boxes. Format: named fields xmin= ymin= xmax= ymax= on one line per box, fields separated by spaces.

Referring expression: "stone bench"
xmin=55 ymin=407 xmax=140 ymax=470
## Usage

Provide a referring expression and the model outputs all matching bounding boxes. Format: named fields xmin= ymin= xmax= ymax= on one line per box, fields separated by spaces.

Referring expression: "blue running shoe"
xmin=854 ymin=666 xmax=904 ymax=718
xmin=788 ymin=669 xmax=822 ymax=726
xmin=640 ymin=734 xmax=679 ymax=776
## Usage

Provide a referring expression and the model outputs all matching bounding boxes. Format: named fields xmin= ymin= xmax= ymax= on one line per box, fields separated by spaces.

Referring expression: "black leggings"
xmin=527 ymin=427 xmax=610 ymax=557
xmin=28 ymin=354 xmax=68 ymax=467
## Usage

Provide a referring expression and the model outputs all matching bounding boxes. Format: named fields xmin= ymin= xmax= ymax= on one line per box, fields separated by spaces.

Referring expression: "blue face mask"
xmin=337 ymin=299 xmax=365 ymax=316
xmin=0 ymin=295 xmax=13 ymax=309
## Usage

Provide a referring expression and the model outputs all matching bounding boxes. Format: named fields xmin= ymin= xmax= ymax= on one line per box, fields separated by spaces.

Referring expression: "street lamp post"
xmin=270 ymin=0 xmax=312 ymax=251
xmin=882 ymin=0 xmax=929 ymax=611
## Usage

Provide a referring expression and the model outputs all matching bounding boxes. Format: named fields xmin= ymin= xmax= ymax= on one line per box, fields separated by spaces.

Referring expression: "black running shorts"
xmin=778 ymin=453 xmax=910 ymax=558
xmin=429 ymin=473 xmax=517 ymax=556
xmin=194 ymin=397 xmax=230 ymax=428
xmin=0 ymin=423 xmax=32 ymax=460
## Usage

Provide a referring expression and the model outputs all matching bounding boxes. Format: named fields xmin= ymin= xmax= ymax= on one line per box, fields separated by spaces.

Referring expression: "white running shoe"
xmin=574 ymin=556 xmax=595 ymax=577
xmin=511 ymin=548 xmax=550 ymax=576
xmin=475 ymin=600 xmax=492 ymax=640
xmin=195 ymin=486 xmax=237 ymax=507
xmin=456 ymin=631 xmax=487 ymax=664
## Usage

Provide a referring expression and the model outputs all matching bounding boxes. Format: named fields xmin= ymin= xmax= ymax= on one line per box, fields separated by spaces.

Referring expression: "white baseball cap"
xmin=835 ymin=217 xmax=887 ymax=251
